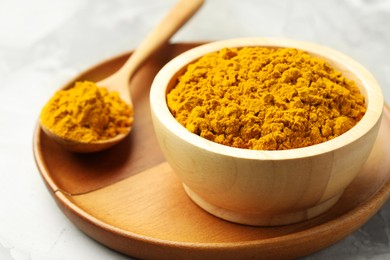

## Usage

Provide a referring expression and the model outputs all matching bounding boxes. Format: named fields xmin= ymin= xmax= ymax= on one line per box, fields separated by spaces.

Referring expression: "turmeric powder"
xmin=40 ymin=81 xmax=133 ymax=143
xmin=167 ymin=47 xmax=366 ymax=150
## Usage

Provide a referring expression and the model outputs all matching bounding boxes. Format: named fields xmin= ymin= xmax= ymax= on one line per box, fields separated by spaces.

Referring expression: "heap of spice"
xmin=167 ymin=47 xmax=366 ymax=150
xmin=40 ymin=81 xmax=133 ymax=143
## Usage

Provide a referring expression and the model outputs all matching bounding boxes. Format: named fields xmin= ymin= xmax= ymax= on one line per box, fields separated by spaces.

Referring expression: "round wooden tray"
xmin=33 ymin=43 xmax=390 ymax=260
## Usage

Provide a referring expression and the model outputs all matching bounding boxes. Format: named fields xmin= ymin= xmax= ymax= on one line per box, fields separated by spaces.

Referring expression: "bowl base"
xmin=183 ymin=184 xmax=343 ymax=226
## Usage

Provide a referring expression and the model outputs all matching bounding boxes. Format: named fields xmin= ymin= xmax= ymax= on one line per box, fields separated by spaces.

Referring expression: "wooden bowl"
xmin=150 ymin=38 xmax=384 ymax=226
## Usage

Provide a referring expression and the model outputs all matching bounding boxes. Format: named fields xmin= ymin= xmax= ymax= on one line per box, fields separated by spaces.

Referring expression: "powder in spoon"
xmin=40 ymin=81 xmax=133 ymax=143
xmin=167 ymin=47 xmax=366 ymax=150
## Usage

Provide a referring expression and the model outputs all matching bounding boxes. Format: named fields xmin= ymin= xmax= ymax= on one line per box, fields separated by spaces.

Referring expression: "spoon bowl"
xmin=40 ymin=0 xmax=204 ymax=153
xmin=41 ymin=124 xmax=128 ymax=153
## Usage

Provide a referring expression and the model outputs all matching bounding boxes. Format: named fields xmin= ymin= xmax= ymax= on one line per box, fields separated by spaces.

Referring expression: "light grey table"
xmin=1 ymin=0 xmax=389 ymax=259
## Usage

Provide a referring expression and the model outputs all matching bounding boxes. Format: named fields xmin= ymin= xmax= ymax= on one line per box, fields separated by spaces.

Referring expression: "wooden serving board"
xmin=34 ymin=43 xmax=390 ymax=260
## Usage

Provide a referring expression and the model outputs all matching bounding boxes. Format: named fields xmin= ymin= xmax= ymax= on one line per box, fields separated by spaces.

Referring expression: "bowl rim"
xmin=150 ymin=37 xmax=384 ymax=160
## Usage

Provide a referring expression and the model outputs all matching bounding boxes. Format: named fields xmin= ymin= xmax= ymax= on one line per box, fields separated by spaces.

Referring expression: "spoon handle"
xmin=119 ymin=0 xmax=204 ymax=80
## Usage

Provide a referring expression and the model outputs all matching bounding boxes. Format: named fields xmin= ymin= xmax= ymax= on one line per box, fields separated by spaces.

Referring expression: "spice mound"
xmin=167 ymin=47 xmax=366 ymax=150
xmin=40 ymin=81 xmax=133 ymax=143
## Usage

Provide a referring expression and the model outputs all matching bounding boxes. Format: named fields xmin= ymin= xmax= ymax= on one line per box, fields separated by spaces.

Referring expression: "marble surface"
xmin=1 ymin=0 xmax=390 ymax=259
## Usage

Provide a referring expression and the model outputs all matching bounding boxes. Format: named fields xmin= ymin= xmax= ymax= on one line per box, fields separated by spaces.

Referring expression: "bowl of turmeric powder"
xmin=150 ymin=38 xmax=384 ymax=226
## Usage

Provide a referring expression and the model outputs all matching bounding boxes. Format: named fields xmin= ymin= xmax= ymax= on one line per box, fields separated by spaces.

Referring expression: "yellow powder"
xmin=167 ymin=47 xmax=366 ymax=150
xmin=40 ymin=81 xmax=133 ymax=143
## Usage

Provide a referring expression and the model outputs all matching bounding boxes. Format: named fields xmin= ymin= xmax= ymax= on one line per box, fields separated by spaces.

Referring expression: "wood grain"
xmin=34 ymin=43 xmax=390 ymax=260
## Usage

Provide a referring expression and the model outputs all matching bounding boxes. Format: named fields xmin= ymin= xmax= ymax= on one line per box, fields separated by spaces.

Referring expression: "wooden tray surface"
xmin=34 ymin=43 xmax=390 ymax=260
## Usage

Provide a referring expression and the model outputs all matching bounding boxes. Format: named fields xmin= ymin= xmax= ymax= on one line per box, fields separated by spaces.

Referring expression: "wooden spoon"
xmin=40 ymin=0 xmax=204 ymax=153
